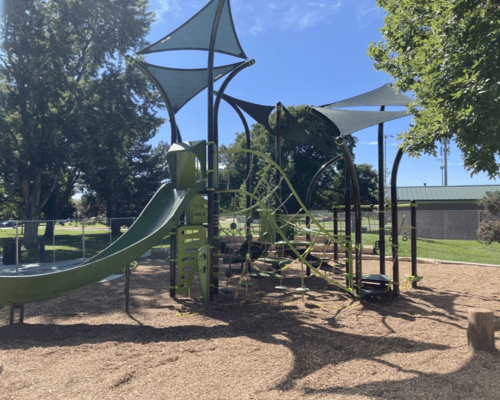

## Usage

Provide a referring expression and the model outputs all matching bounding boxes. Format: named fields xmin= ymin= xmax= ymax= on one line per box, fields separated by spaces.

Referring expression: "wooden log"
xmin=467 ymin=308 xmax=495 ymax=351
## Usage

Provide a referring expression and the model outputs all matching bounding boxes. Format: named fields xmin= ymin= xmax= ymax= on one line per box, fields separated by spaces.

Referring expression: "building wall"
xmin=397 ymin=201 xmax=484 ymax=240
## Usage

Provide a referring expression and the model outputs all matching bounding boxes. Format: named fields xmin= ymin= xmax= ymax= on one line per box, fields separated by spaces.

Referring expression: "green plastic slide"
xmin=0 ymin=180 xmax=206 ymax=308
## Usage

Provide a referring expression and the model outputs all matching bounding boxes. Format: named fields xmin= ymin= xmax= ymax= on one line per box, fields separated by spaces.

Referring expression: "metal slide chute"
xmin=0 ymin=180 xmax=206 ymax=308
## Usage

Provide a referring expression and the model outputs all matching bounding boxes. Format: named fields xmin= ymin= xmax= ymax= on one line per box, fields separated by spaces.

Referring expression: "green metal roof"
xmin=397 ymin=185 xmax=500 ymax=201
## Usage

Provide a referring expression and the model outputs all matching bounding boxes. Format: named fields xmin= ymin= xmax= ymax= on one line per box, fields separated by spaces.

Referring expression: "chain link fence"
xmin=0 ymin=217 xmax=139 ymax=266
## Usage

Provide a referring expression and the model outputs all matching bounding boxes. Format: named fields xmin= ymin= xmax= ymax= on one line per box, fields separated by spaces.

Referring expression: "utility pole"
xmin=437 ymin=158 xmax=444 ymax=185
xmin=440 ymin=138 xmax=450 ymax=186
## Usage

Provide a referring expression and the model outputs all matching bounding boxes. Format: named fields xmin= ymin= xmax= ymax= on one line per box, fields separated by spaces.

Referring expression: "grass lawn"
xmin=0 ymin=225 xmax=169 ymax=264
xmin=1 ymin=220 xmax=499 ymax=266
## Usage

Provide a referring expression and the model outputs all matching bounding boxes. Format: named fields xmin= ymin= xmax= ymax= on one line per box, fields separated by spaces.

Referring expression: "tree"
xmin=0 ymin=180 xmax=17 ymax=221
xmin=220 ymin=105 xmax=357 ymax=214
xmin=477 ymin=190 xmax=500 ymax=243
xmin=368 ymin=1 xmax=500 ymax=177
xmin=0 ymin=0 xmax=164 ymax=247
xmin=80 ymin=140 xmax=170 ymax=234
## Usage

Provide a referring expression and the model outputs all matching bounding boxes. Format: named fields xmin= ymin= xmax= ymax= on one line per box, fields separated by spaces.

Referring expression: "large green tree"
xmin=80 ymin=140 xmax=170 ymax=234
xmin=0 ymin=0 xmax=164 ymax=247
xmin=368 ymin=1 xmax=500 ymax=177
xmin=219 ymin=105 xmax=357 ymax=214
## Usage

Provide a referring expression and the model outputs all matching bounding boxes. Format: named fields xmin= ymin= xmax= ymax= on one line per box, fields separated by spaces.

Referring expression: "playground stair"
xmin=355 ymin=274 xmax=393 ymax=298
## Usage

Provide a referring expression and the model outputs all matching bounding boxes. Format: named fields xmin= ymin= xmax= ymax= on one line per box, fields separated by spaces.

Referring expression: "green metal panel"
xmin=167 ymin=141 xmax=207 ymax=190
xmin=197 ymin=245 xmax=210 ymax=302
xmin=0 ymin=180 xmax=206 ymax=308
xmin=188 ymin=194 xmax=208 ymax=225
xmin=176 ymin=225 xmax=207 ymax=297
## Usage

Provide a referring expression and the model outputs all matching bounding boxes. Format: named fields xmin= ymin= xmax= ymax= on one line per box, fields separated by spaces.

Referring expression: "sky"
xmin=141 ymin=0 xmax=496 ymax=188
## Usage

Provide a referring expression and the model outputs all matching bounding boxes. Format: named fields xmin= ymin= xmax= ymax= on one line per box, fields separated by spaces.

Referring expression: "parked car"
xmin=0 ymin=221 xmax=16 ymax=228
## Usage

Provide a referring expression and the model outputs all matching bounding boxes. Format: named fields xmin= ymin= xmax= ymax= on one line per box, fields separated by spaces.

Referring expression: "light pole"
xmin=440 ymin=138 xmax=450 ymax=186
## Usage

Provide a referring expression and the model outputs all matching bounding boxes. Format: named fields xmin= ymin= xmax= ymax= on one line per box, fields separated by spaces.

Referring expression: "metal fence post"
xmin=53 ymin=220 xmax=56 ymax=264
xmin=82 ymin=219 xmax=85 ymax=260
xmin=15 ymin=221 xmax=19 ymax=274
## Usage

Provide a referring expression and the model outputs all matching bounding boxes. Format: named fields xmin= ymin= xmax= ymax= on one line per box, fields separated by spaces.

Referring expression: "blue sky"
xmin=144 ymin=0 xmax=497 ymax=188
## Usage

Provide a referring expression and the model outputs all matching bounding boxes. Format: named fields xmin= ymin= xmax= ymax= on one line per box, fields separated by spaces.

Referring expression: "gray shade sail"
xmin=139 ymin=60 xmax=244 ymax=114
xmin=322 ymin=83 xmax=414 ymax=108
xmin=282 ymin=106 xmax=327 ymax=149
xmin=220 ymin=93 xmax=275 ymax=134
xmin=311 ymin=107 xmax=411 ymax=136
xmin=138 ymin=0 xmax=246 ymax=59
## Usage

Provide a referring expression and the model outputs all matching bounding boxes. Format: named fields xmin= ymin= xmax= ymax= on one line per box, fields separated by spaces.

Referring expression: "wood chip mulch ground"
xmin=1 ymin=257 xmax=499 ymax=400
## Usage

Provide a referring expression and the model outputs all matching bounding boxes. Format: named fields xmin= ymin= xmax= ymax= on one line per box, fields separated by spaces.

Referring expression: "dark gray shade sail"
xmin=282 ymin=106 xmax=327 ymax=150
xmin=322 ymin=83 xmax=414 ymax=108
xmin=140 ymin=60 xmax=245 ymax=114
xmin=138 ymin=0 xmax=246 ymax=59
xmin=220 ymin=93 xmax=275 ymax=134
xmin=311 ymin=107 xmax=411 ymax=136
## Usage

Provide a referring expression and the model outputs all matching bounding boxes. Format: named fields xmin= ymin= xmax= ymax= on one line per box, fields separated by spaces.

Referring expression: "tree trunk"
xmin=43 ymin=220 xmax=55 ymax=239
xmin=111 ymin=219 xmax=122 ymax=236
xmin=23 ymin=220 xmax=40 ymax=249
xmin=467 ymin=308 xmax=495 ymax=351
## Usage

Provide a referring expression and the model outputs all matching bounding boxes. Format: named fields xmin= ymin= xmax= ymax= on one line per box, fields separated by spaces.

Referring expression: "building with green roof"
xmin=395 ymin=185 xmax=500 ymax=240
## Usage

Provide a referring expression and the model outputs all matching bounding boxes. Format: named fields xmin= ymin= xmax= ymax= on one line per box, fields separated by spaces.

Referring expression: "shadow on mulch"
xmin=1 ymin=259 xmax=500 ymax=399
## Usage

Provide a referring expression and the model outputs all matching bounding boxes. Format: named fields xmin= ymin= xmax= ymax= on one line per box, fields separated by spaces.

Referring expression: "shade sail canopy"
xmin=322 ymin=83 xmax=414 ymax=108
xmin=311 ymin=107 xmax=411 ymax=136
xmin=136 ymin=60 xmax=244 ymax=114
xmin=220 ymin=93 xmax=275 ymax=134
xmin=282 ymin=107 xmax=327 ymax=149
xmin=138 ymin=0 xmax=246 ymax=59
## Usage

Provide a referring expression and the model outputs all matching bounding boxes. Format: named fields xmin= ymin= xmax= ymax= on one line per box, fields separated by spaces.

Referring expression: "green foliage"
xmin=219 ymin=105 xmax=361 ymax=213
xmin=477 ymin=190 xmax=500 ymax=243
xmin=80 ymin=140 xmax=170 ymax=219
xmin=368 ymin=0 xmax=500 ymax=177
xmin=0 ymin=0 xmax=164 ymax=246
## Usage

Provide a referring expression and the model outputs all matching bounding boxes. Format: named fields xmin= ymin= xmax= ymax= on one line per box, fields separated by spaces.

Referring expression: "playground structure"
xmin=0 ymin=0 xmax=423 ymax=323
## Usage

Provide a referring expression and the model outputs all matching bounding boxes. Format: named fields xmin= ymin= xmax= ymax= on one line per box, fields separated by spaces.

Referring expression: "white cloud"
xmin=279 ymin=2 xmax=342 ymax=31
xmin=360 ymin=141 xmax=378 ymax=146
xmin=150 ymin=0 xmax=344 ymax=35
xmin=355 ymin=0 xmax=384 ymax=30
xmin=152 ymin=0 xmax=184 ymax=25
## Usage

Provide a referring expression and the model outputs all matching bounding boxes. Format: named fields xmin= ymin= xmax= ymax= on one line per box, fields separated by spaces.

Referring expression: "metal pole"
xmin=15 ymin=221 xmax=19 ymax=274
xmin=391 ymin=148 xmax=404 ymax=297
xmin=444 ymin=139 xmax=449 ymax=186
xmin=170 ymin=231 xmax=177 ymax=298
xmin=378 ymin=106 xmax=386 ymax=274
xmin=344 ymin=168 xmax=351 ymax=288
xmin=53 ymin=220 xmax=56 ymax=264
xmin=82 ymin=219 xmax=85 ymax=260
xmin=275 ymin=102 xmax=282 ymax=202
xmin=333 ymin=203 xmax=339 ymax=263
xmin=410 ymin=200 xmax=418 ymax=288
xmin=125 ymin=263 xmax=130 ymax=314
xmin=110 ymin=218 xmax=112 ymax=244
xmin=207 ymin=0 xmax=226 ymax=301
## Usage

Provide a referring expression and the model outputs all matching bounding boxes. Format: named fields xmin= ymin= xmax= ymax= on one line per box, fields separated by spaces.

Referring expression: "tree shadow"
xmin=1 ymin=259 xmax=499 ymax=398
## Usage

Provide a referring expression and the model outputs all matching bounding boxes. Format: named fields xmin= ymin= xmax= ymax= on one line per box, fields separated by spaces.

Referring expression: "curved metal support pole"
xmin=275 ymin=102 xmax=283 ymax=202
xmin=218 ymin=95 xmax=253 ymax=213
xmin=390 ymin=148 xmax=404 ymax=297
xmin=129 ymin=57 xmax=181 ymax=144
xmin=307 ymin=107 xmax=363 ymax=296
xmin=207 ymin=0 xmax=226 ymax=301
xmin=378 ymin=105 xmax=386 ymax=274
xmin=214 ymin=59 xmax=255 ymax=145
xmin=336 ymin=137 xmax=362 ymax=297
xmin=305 ymin=155 xmax=342 ymax=240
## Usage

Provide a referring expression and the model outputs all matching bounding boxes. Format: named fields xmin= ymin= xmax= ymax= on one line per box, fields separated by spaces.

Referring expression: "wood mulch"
xmin=0 ymin=257 xmax=499 ymax=400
